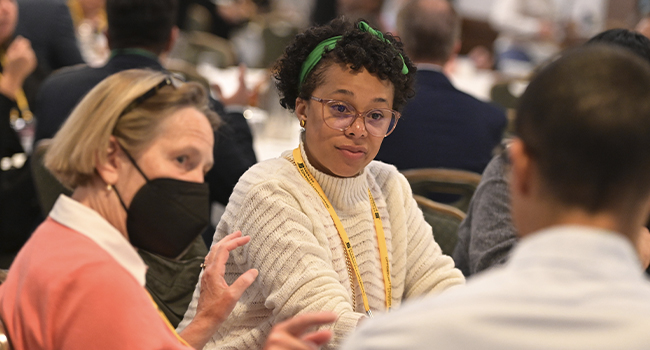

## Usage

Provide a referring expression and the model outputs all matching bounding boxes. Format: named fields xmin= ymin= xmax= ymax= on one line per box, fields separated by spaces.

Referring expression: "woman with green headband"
xmin=179 ymin=18 xmax=465 ymax=349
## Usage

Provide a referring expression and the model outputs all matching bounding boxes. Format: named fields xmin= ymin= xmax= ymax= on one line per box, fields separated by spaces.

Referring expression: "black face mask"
xmin=114 ymin=148 xmax=210 ymax=259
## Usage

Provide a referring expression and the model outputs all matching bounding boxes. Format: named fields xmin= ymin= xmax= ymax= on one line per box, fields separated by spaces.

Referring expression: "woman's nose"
xmin=345 ymin=113 xmax=367 ymax=137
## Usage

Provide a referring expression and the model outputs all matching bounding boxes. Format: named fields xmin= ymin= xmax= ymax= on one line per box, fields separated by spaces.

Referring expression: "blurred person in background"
xmin=35 ymin=0 xmax=257 ymax=326
xmin=0 ymin=68 xmax=335 ymax=350
xmin=312 ymin=0 xmax=385 ymax=29
xmin=14 ymin=0 xmax=83 ymax=80
xmin=177 ymin=0 xmax=266 ymax=39
xmin=453 ymin=28 xmax=650 ymax=277
xmin=489 ymin=0 xmax=562 ymax=72
xmin=375 ymin=0 xmax=506 ymax=176
xmin=67 ymin=0 xmax=109 ymax=66
xmin=489 ymin=0 xmax=605 ymax=74
xmin=636 ymin=14 xmax=650 ymax=39
xmin=0 ymin=0 xmax=83 ymax=268
xmin=179 ymin=18 xmax=464 ymax=349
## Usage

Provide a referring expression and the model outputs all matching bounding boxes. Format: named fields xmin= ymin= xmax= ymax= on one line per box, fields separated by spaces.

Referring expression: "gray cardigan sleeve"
xmin=453 ymin=153 xmax=517 ymax=277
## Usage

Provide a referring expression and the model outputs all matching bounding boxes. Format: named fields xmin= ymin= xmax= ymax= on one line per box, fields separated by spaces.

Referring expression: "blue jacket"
xmin=375 ymin=69 xmax=506 ymax=174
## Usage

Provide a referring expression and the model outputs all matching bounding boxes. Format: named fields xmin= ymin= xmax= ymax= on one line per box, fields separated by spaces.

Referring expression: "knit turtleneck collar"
xmin=284 ymin=141 xmax=370 ymax=208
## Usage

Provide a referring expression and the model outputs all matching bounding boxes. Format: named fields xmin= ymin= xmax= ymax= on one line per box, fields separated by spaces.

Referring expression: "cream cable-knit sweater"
xmin=179 ymin=143 xmax=465 ymax=349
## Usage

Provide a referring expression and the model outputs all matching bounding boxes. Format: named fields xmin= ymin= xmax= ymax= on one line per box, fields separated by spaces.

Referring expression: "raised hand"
xmin=0 ymin=36 xmax=37 ymax=99
xmin=179 ymin=231 xmax=258 ymax=349
xmin=264 ymin=312 xmax=337 ymax=350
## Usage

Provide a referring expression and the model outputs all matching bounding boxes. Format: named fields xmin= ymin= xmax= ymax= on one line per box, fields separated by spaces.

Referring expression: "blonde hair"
xmin=45 ymin=69 xmax=220 ymax=189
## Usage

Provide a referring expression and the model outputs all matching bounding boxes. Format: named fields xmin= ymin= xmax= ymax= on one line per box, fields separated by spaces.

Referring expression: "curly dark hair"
xmin=272 ymin=17 xmax=416 ymax=112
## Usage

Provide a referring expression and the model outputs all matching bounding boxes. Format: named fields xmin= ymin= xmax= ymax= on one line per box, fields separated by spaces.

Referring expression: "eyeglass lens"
xmin=323 ymin=100 xmax=398 ymax=137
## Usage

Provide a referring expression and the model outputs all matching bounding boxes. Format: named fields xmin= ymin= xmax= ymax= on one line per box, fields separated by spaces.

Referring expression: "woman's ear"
xmin=95 ymin=136 xmax=121 ymax=186
xmin=295 ymin=97 xmax=308 ymax=123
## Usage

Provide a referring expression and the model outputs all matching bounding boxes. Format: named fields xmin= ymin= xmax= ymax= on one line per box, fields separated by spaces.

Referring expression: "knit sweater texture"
xmin=179 ymin=143 xmax=464 ymax=349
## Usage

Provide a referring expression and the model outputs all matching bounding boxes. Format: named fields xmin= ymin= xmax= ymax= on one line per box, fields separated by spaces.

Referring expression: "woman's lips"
xmin=336 ymin=145 xmax=367 ymax=160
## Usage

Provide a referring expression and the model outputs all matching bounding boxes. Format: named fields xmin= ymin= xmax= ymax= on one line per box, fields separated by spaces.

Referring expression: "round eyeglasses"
xmin=310 ymin=96 xmax=400 ymax=137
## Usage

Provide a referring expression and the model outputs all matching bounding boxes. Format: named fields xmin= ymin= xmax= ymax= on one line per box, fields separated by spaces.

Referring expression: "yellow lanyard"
xmin=0 ymin=52 xmax=33 ymax=126
xmin=146 ymin=291 xmax=190 ymax=347
xmin=292 ymin=148 xmax=391 ymax=316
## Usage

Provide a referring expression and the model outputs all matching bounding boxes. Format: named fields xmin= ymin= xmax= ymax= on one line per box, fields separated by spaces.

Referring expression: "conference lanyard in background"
xmin=292 ymin=148 xmax=392 ymax=317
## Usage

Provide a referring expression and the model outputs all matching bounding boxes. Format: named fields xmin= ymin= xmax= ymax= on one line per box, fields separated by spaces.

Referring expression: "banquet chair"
xmin=401 ymin=168 xmax=482 ymax=213
xmin=170 ymin=31 xmax=237 ymax=68
xmin=31 ymin=140 xmax=72 ymax=215
xmin=413 ymin=195 xmax=465 ymax=256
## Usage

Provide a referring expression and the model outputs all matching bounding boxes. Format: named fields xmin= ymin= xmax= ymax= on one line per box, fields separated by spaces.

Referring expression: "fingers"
xmin=265 ymin=313 xmax=336 ymax=350
xmin=8 ymin=36 xmax=33 ymax=55
xmin=275 ymin=312 xmax=337 ymax=336
xmin=238 ymin=63 xmax=247 ymax=86
xmin=301 ymin=329 xmax=333 ymax=347
xmin=210 ymin=83 xmax=223 ymax=100
xmin=266 ymin=334 xmax=316 ymax=350
xmin=230 ymin=268 xmax=258 ymax=298
xmin=204 ymin=231 xmax=250 ymax=274
xmin=212 ymin=235 xmax=250 ymax=269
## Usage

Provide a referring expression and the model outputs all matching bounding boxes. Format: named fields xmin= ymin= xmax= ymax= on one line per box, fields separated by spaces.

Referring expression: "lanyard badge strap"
xmin=292 ymin=148 xmax=392 ymax=316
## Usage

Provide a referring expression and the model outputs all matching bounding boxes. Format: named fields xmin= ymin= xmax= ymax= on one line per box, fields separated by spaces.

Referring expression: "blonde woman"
xmin=0 ymin=69 xmax=334 ymax=350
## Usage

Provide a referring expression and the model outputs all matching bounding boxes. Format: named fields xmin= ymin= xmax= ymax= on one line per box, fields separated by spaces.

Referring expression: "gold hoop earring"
xmin=107 ymin=184 xmax=112 ymax=192
xmin=300 ymin=119 xmax=306 ymax=127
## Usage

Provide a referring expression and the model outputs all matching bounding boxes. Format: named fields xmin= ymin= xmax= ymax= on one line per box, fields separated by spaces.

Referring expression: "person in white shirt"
xmin=342 ymin=45 xmax=650 ymax=350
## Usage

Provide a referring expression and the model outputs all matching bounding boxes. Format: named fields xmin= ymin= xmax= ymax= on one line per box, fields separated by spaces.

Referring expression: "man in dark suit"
xmin=35 ymin=0 xmax=256 ymax=208
xmin=375 ymin=0 xmax=506 ymax=175
xmin=34 ymin=0 xmax=257 ymax=326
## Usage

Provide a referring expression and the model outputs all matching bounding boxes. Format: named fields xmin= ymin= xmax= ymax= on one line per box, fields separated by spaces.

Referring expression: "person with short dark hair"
xmin=453 ymin=29 xmax=650 ymax=277
xmin=375 ymin=0 xmax=506 ymax=176
xmin=105 ymin=0 xmax=177 ymax=55
xmin=343 ymin=44 xmax=650 ymax=350
xmin=179 ymin=17 xmax=464 ymax=349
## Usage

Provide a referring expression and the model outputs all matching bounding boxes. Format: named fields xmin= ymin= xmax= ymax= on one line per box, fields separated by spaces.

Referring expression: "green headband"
xmin=298 ymin=21 xmax=409 ymax=89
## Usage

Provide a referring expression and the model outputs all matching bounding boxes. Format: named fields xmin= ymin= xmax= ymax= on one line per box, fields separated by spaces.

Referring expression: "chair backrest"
xmin=401 ymin=168 xmax=482 ymax=213
xmin=414 ymin=195 xmax=466 ymax=256
xmin=259 ymin=16 xmax=300 ymax=68
xmin=0 ymin=314 xmax=12 ymax=350
xmin=31 ymin=140 xmax=72 ymax=215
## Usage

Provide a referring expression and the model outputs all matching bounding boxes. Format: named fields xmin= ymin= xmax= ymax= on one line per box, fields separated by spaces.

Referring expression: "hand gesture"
xmin=264 ymin=312 xmax=337 ymax=350
xmin=179 ymin=231 xmax=258 ymax=349
xmin=211 ymin=63 xmax=257 ymax=107
xmin=0 ymin=36 xmax=37 ymax=99
xmin=180 ymin=231 xmax=257 ymax=349
xmin=196 ymin=231 xmax=258 ymax=327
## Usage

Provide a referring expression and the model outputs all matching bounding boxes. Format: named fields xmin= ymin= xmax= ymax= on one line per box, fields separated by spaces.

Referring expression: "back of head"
xmin=587 ymin=28 xmax=650 ymax=64
xmin=515 ymin=45 xmax=650 ymax=213
xmin=397 ymin=0 xmax=460 ymax=63
xmin=106 ymin=0 xmax=177 ymax=55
